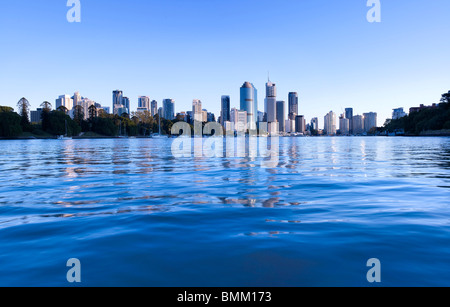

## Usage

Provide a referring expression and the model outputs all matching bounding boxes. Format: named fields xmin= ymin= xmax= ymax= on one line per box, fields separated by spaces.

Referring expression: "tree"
xmin=0 ymin=106 xmax=22 ymax=137
xmin=57 ymin=105 xmax=69 ymax=114
xmin=441 ymin=91 xmax=450 ymax=104
xmin=17 ymin=97 xmax=31 ymax=131
xmin=88 ymin=104 xmax=97 ymax=121
xmin=73 ymin=105 xmax=84 ymax=125
xmin=40 ymin=101 xmax=52 ymax=113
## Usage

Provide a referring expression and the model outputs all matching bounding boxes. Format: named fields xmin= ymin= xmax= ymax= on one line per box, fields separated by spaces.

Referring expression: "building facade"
xmin=163 ymin=99 xmax=175 ymax=120
xmin=288 ymin=92 xmax=298 ymax=120
xmin=240 ymin=82 xmax=258 ymax=130
xmin=363 ymin=112 xmax=377 ymax=133
xmin=276 ymin=101 xmax=286 ymax=132
xmin=221 ymin=96 xmax=231 ymax=125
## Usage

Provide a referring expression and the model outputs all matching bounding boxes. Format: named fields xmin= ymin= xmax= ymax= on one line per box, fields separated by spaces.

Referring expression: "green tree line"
xmin=383 ymin=91 xmax=450 ymax=135
xmin=0 ymin=98 xmax=189 ymax=138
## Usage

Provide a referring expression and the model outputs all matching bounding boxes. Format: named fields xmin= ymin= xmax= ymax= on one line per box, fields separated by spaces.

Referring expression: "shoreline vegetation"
xmin=1 ymin=92 xmax=449 ymax=140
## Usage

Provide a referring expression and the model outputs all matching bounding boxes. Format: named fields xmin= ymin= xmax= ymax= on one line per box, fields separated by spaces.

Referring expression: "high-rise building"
xmin=122 ymin=97 xmax=130 ymax=114
xmin=339 ymin=114 xmax=350 ymax=135
xmin=113 ymin=90 xmax=123 ymax=114
xmin=151 ymin=100 xmax=158 ymax=117
xmin=276 ymin=101 xmax=286 ymax=132
xmin=288 ymin=92 xmax=299 ymax=120
xmin=345 ymin=108 xmax=354 ymax=134
xmin=352 ymin=115 xmax=364 ymax=135
xmin=163 ymin=99 xmax=175 ymax=120
xmin=295 ymin=115 xmax=306 ymax=134
xmin=192 ymin=99 xmax=203 ymax=122
xmin=73 ymin=92 xmax=81 ymax=106
xmin=138 ymin=96 xmax=150 ymax=111
xmin=324 ymin=111 xmax=337 ymax=135
xmin=363 ymin=112 xmax=377 ymax=133
xmin=231 ymin=108 xmax=248 ymax=132
xmin=30 ymin=108 xmax=43 ymax=123
xmin=221 ymin=96 xmax=231 ymax=125
xmin=158 ymin=107 xmax=163 ymax=118
xmin=265 ymin=80 xmax=277 ymax=123
xmin=392 ymin=108 xmax=407 ymax=120
xmin=311 ymin=117 xmax=319 ymax=131
xmin=55 ymin=95 xmax=74 ymax=111
xmin=240 ymin=82 xmax=258 ymax=130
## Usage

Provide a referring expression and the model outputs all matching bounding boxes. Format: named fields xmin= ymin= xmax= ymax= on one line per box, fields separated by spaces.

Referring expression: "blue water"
xmin=0 ymin=137 xmax=449 ymax=286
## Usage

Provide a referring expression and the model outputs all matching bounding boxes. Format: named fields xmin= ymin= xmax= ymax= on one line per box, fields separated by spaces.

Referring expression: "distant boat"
xmin=152 ymin=115 xmax=168 ymax=138
xmin=58 ymin=119 xmax=72 ymax=140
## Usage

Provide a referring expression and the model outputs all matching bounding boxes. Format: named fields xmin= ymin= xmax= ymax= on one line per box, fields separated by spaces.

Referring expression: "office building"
xmin=295 ymin=115 xmax=306 ymax=134
xmin=122 ymin=97 xmax=130 ymax=114
xmin=113 ymin=90 xmax=123 ymax=114
xmin=392 ymin=108 xmax=407 ymax=120
xmin=265 ymin=80 xmax=277 ymax=123
xmin=240 ymin=82 xmax=258 ymax=130
xmin=151 ymin=100 xmax=158 ymax=117
xmin=221 ymin=96 xmax=231 ymax=125
xmin=352 ymin=115 xmax=364 ymax=135
xmin=192 ymin=99 xmax=203 ymax=122
xmin=339 ymin=115 xmax=350 ymax=135
xmin=363 ymin=112 xmax=377 ymax=132
xmin=138 ymin=96 xmax=150 ymax=111
xmin=311 ymin=117 xmax=319 ymax=131
xmin=30 ymin=108 xmax=43 ymax=123
xmin=288 ymin=92 xmax=299 ymax=120
xmin=55 ymin=95 xmax=74 ymax=112
xmin=163 ymin=99 xmax=175 ymax=120
xmin=345 ymin=108 xmax=354 ymax=134
xmin=276 ymin=101 xmax=286 ymax=132
xmin=231 ymin=108 xmax=248 ymax=132
xmin=324 ymin=111 xmax=337 ymax=135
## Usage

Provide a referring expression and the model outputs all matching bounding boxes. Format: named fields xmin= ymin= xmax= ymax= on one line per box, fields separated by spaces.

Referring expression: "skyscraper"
xmin=276 ymin=101 xmax=286 ymax=132
xmin=192 ymin=99 xmax=203 ymax=122
xmin=55 ymin=95 xmax=74 ymax=111
xmin=73 ymin=92 xmax=81 ymax=106
xmin=295 ymin=115 xmax=306 ymax=134
xmin=339 ymin=114 xmax=350 ymax=135
xmin=265 ymin=80 xmax=277 ymax=123
xmin=151 ymin=100 xmax=158 ymax=117
xmin=345 ymin=108 xmax=354 ymax=134
xmin=163 ymin=99 xmax=175 ymax=120
xmin=324 ymin=111 xmax=337 ymax=135
xmin=113 ymin=90 xmax=123 ymax=114
xmin=311 ymin=117 xmax=319 ymax=132
xmin=240 ymin=82 xmax=258 ymax=130
xmin=231 ymin=108 xmax=248 ymax=132
xmin=352 ymin=115 xmax=364 ymax=135
xmin=363 ymin=112 xmax=377 ymax=133
xmin=221 ymin=96 xmax=231 ymax=125
xmin=288 ymin=92 xmax=299 ymax=120
xmin=138 ymin=96 xmax=150 ymax=111
xmin=122 ymin=97 xmax=130 ymax=114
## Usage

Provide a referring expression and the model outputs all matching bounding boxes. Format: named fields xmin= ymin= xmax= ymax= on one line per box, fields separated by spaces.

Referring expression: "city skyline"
xmin=1 ymin=1 xmax=450 ymax=129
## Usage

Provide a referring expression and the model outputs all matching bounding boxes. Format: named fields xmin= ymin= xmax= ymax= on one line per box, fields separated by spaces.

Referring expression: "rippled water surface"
xmin=0 ymin=137 xmax=449 ymax=286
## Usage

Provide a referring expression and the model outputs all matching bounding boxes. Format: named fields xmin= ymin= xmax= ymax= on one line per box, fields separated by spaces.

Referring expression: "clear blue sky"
xmin=1 ymin=0 xmax=449 ymax=128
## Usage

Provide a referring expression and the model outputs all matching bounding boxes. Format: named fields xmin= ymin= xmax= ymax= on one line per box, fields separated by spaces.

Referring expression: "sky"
xmin=1 ymin=0 xmax=449 ymax=128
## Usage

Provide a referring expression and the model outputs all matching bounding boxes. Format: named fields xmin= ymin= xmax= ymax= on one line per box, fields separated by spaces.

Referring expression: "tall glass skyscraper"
xmin=276 ymin=101 xmax=286 ymax=132
xmin=265 ymin=81 xmax=277 ymax=123
xmin=288 ymin=92 xmax=299 ymax=120
xmin=112 ymin=90 xmax=123 ymax=114
xmin=240 ymin=82 xmax=258 ymax=130
xmin=345 ymin=108 xmax=354 ymax=134
xmin=163 ymin=99 xmax=175 ymax=120
xmin=138 ymin=96 xmax=150 ymax=111
xmin=151 ymin=100 xmax=158 ymax=117
xmin=221 ymin=95 xmax=231 ymax=125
